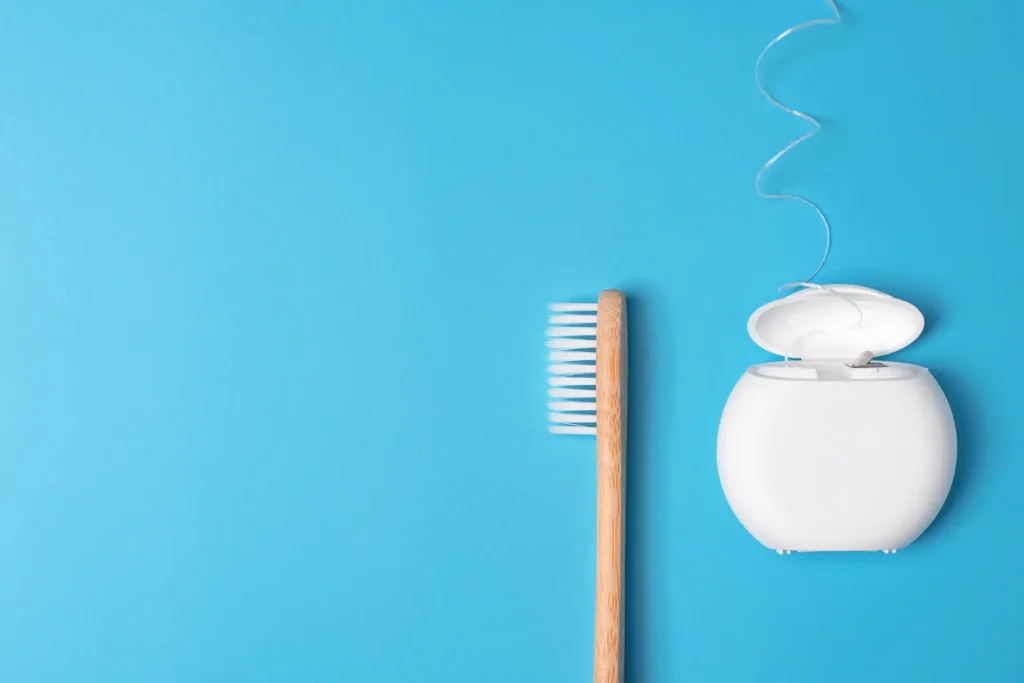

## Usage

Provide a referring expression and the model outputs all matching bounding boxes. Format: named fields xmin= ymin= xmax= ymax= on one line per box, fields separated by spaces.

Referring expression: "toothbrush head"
xmin=547 ymin=301 xmax=598 ymax=434
xmin=546 ymin=291 xmax=626 ymax=435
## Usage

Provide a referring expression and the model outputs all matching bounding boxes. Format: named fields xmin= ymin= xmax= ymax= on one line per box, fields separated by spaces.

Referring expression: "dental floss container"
xmin=717 ymin=285 xmax=957 ymax=553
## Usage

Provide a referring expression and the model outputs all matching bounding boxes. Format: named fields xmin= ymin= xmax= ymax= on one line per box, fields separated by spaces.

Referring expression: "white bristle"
xmin=548 ymin=351 xmax=596 ymax=362
xmin=547 ymin=364 xmax=595 ymax=375
xmin=546 ymin=326 xmax=596 ymax=337
xmin=548 ymin=301 xmax=599 ymax=437
xmin=546 ymin=338 xmax=597 ymax=350
xmin=549 ymin=376 xmax=596 ymax=387
xmin=550 ymin=425 xmax=597 ymax=435
xmin=550 ymin=303 xmax=599 ymax=312
xmin=548 ymin=314 xmax=598 ymax=325
xmin=547 ymin=400 xmax=596 ymax=413
xmin=548 ymin=388 xmax=597 ymax=399
xmin=549 ymin=413 xmax=598 ymax=424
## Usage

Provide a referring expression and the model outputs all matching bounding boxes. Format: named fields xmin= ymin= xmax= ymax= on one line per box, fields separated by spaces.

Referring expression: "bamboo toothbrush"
xmin=547 ymin=290 xmax=627 ymax=683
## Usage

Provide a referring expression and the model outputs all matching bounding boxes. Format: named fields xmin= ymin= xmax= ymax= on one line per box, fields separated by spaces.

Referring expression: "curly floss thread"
xmin=755 ymin=0 xmax=841 ymax=287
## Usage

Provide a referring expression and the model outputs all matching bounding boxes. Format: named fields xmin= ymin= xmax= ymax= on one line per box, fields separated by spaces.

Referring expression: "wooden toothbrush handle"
xmin=595 ymin=290 xmax=627 ymax=683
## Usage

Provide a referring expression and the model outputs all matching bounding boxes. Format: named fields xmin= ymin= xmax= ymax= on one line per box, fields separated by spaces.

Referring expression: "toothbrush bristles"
xmin=547 ymin=302 xmax=598 ymax=435
xmin=549 ymin=303 xmax=599 ymax=312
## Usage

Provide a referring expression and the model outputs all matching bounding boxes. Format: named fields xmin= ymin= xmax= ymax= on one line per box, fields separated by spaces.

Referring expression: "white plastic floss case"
xmin=718 ymin=285 xmax=957 ymax=554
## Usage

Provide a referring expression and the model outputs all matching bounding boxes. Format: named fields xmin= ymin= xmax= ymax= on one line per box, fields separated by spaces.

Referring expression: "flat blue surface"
xmin=1 ymin=1 xmax=1021 ymax=681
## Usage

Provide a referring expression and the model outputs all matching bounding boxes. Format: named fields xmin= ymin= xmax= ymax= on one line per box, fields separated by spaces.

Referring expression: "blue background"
xmin=1 ymin=1 xmax=1020 ymax=681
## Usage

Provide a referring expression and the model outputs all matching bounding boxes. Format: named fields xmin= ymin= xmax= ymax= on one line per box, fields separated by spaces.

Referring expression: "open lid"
xmin=748 ymin=285 xmax=925 ymax=360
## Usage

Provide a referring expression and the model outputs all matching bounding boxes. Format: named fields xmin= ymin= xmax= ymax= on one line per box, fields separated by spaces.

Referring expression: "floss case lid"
xmin=747 ymin=284 xmax=925 ymax=360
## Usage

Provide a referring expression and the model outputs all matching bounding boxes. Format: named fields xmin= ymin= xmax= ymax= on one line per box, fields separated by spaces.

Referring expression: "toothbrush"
xmin=547 ymin=290 xmax=627 ymax=683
